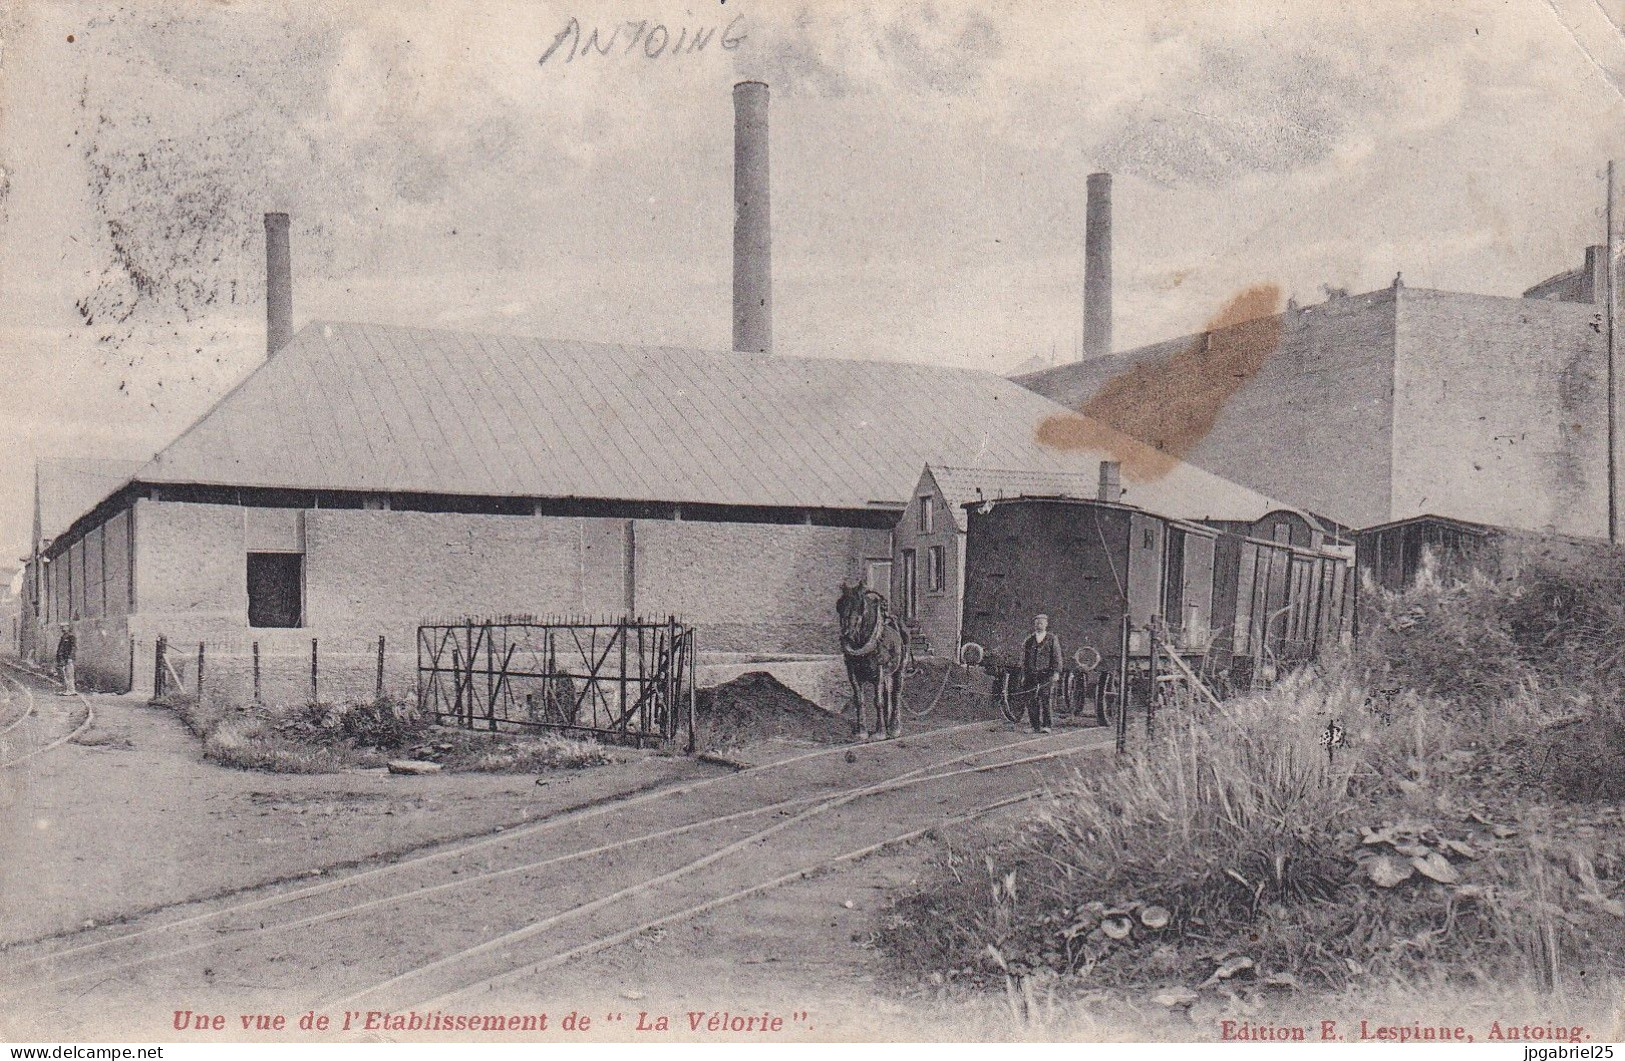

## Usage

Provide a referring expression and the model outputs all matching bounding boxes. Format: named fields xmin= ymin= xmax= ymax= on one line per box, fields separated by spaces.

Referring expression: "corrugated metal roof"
xmin=37 ymin=457 xmax=144 ymax=544
xmin=928 ymin=463 xmax=1287 ymax=531
xmin=134 ymin=321 xmax=1285 ymax=517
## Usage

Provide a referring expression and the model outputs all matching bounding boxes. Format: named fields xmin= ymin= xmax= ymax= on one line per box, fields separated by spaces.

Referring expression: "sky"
xmin=4 ymin=0 xmax=1625 ymax=561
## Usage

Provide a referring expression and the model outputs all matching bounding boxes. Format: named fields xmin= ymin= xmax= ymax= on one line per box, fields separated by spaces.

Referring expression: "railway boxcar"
xmin=960 ymin=496 xmax=1352 ymax=718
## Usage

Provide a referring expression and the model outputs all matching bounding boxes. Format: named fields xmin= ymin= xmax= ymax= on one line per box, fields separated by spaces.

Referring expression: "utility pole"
xmin=1609 ymin=161 xmax=1620 ymax=543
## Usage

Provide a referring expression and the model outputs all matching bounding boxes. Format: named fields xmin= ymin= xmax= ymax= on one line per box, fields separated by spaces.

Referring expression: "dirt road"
xmin=0 ymin=660 xmax=1113 ymax=1041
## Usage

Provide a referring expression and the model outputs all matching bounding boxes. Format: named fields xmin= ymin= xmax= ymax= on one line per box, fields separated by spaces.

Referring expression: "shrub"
xmin=338 ymin=695 xmax=430 ymax=750
xmin=880 ymin=668 xmax=1625 ymax=996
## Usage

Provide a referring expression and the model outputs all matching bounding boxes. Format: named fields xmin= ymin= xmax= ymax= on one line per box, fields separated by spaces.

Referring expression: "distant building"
xmin=18 ymin=457 xmax=145 ymax=665
xmin=1017 ymin=268 xmax=1609 ymax=538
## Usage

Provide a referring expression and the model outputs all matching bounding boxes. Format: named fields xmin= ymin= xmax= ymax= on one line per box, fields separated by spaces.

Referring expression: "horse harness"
xmin=842 ymin=590 xmax=896 ymax=659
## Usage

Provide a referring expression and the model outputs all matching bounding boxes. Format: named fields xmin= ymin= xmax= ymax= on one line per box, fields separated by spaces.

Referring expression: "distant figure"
xmin=1020 ymin=614 xmax=1062 ymax=734
xmin=55 ymin=623 xmax=77 ymax=696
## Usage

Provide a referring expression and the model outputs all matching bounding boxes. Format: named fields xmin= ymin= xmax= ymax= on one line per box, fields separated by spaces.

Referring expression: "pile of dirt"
xmin=900 ymin=658 xmax=996 ymax=723
xmin=696 ymin=671 xmax=852 ymax=749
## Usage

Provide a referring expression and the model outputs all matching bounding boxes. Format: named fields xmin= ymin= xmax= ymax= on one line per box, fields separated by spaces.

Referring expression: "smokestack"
xmin=264 ymin=212 xmax=293 ymax=357
xmin=1083 ymin=172 xmax=1112 ymax=361
xmin=732 ymin=81 xmax=771 ymax=354
xmin=1097 ymin=460 xmax=1122 ymax=503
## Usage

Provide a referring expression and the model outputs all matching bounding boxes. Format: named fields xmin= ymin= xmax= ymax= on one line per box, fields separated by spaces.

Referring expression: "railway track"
xmin=0 ymin=664 xmax=93 ymax=771
xmin=332 ymin=727 xmax=1113 ymax=1014
xmin=4 ymin=717 xmax=1003 ymax=981
xmin=423 ymin=786 xmax=1047 ymax=1009
xmin=9 ymin=721 xmax=1111 ymax=1021
xmin=0 ymin=673 xmax=32 ymax=740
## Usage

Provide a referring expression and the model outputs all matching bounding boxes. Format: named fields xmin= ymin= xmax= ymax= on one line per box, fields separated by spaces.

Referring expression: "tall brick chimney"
xmin=1083 ymin=172 xmax=1113 ymax=361
xmin=1097 ymin=460 xmax=1122 ymax=502
xmin=264 ymin=212 xmax=293 ymax=356
xmin=732 ymin=81 xmax=772 ymax=354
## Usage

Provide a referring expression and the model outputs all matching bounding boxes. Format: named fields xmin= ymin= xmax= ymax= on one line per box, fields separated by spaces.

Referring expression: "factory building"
xmin=29 ymin=317 xmax=1204 ymax=697
xmin=1017 ymin=270 xmax=1609 ymax=538
xmin=16 ymin=83 xmax=1328 ymax=701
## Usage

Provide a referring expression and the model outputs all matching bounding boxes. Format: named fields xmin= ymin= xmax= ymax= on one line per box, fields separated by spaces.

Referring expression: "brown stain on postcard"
xmin=1037 ymin=283 xmax=1283 ymax=480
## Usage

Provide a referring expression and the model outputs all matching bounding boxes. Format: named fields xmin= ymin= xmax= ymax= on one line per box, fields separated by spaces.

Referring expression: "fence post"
xmin=310 ymin=638 xmax=319 ymax=703
xmin=1145 ymin=624 xmax=1158 ymax=742
xmin=1115 ymin=618 xmax=1129 ymax=755
xmin=196 ymin=642 xmax=206 ymax=706
xmin=127 ymin=636 xmax=135 ymax=694
xmin=686 ymin=626 xmax=698 ymax=754
xmin=154 ymin=635 xmax=167 ymax=699
xmin=376 ymin=635 xmax=386 ymax=701
xmin=665 ymin=616 xmax=676 ymax=742
xmin=619 ymin=619 xmax=629 ymax=738
xmin=484 ymin=624 xmax=497 ymax=732
xmin=252 ymin=641 xmax=261 ymax=703
xmin=451 ymin=645 xmax=464 ymax=727
xmin=415 ymin=629 xmax=425 ymax=717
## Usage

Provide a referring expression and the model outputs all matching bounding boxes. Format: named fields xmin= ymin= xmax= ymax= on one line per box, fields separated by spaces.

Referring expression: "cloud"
xmin=739 ymin=2 xmax=1008 ymax=98
xmin=1089 ymin=38 xmax=1441 ymax=186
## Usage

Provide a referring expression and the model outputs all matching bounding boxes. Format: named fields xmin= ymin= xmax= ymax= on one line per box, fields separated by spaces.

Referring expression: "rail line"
xmin=8 ymin=716 xmax=1038 ymax=977
xmin=325 ymin=728 xmax=1113 ymax=1012
xmin=426 ymin=787 xmax=1046 ymax=1008
xmin=32 ymin=726 xmax=1107 ymax=995
xmin=0 ymin=666 xmax=94 ymax=771
xmin=0 ymin=673 xmax=34 ymax=738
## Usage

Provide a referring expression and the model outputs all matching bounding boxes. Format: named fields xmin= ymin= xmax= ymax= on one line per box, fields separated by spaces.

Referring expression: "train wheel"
xmin=995 ymin=671 xmax=1022 ymax=725
xmin=1095 ymin=670 xmax=1121 ymax=727
xmin=1064 ymin=671 xmax=1089 ymax=719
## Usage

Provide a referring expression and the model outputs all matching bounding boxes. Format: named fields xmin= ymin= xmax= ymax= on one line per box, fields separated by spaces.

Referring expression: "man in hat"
xmin=1020 ymin=613 xmax=1062 ymax=733
xmin=55 ymin=623 xmax=77 ymax=696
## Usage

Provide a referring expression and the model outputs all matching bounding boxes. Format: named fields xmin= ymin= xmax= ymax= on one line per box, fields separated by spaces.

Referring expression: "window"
xmin=247 ymin=553 xmax=304 ymax=628
xmin=918 ymin=496 xmax=933 ymax=535
xmin=927 ymin=545 xmax=946 ymax=593
xmin=899 ymin=549 xmax=918 ymax=621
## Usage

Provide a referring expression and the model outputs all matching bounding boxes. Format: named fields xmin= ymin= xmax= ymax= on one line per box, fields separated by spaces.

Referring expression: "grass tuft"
xmin=880 ymin=555 xmax=1625 ymax=1003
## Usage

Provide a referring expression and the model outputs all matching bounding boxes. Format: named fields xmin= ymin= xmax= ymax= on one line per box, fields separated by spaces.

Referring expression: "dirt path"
xmin=0 ymin=662 xmax=711 ymax=947
xmin=0 ymin=658 xmax=1115 ymax=1042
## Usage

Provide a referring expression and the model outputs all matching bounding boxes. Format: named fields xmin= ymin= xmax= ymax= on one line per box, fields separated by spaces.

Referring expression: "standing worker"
xmin=55 ymin=623 xmax=77 ymax=696
xmin=1020 ymin=613 xmax=1062 ymax=733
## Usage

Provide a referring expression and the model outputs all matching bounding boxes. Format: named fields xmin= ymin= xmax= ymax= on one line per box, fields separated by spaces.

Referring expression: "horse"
xmin=836 ymin=581 xmax=908 ymax=740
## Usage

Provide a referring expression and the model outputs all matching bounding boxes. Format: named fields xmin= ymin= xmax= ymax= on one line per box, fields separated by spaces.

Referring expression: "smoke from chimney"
xmin=1083 ymin=172 xmax=1112 ymax=361
xmin=264 ymin=212 xmax=293 ymax=357
xmin=732 ymin=81 xmax=772 ymax=354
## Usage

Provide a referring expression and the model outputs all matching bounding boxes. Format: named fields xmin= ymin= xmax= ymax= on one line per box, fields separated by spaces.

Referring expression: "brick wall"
xmin=28 ymin=507 xmax=135 ymax=691
xmin=1017 ymin=291 xmax=1398 ymax=528
xmin=133 ymin=499 xmax=247 ymax=624
xmin=122 ymin=501 xmax=888 ymax=700
xmin=635 ymin=520 xmax=890 ymax=653
xmin=70 ymin=510 xmax=133 ymax=690
xmin=891 ymin=478 xmax=966 ymax=656
xmin=304 ymin=509 xmax=628 ymax=651
xmin=1392 ymin=290 xmax=1607 ymax=538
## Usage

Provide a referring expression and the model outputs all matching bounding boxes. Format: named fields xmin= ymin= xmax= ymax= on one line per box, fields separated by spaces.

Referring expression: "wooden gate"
xmin=417 ymin=617 xmax=697 ymax=749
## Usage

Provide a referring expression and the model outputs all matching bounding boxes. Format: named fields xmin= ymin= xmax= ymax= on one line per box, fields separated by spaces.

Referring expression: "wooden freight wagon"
xmin=1209 ymin=533 xmax=1352 ymax=687
xmin=958 ymin=497 xmax=1222 ymax=720
xmin=960 ymin=496 xmax=1354 ymax=721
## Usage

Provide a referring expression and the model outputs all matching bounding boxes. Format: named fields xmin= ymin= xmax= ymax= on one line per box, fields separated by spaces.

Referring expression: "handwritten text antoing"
xmin=540 ymin=16 xmax=746 ymax=66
